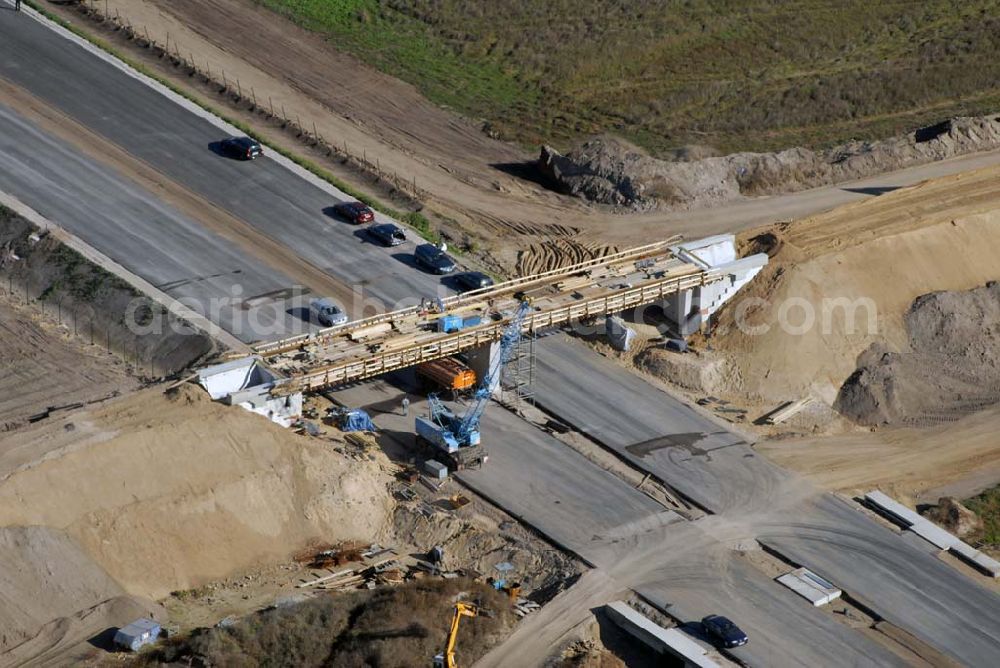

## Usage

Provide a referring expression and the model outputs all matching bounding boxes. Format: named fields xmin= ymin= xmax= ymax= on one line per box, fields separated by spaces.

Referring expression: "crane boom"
xmin=418 ymin=301 xmax=531 ymax=463
xmin=454 ymin=300 xmax=531 ymax=440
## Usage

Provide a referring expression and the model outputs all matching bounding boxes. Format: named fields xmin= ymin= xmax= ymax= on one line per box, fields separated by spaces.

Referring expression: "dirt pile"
xmin=539 ymin=115 xmax=1000 ymax=210
xmin=836 ymin=283 xmax=1000 ymax=426
xmin=0 ymin=385 xmax=393 ymax=602
xmin=703 ymin=163 xmax=1000 ymax=408
xmin=0 ymin=526 xmax=160 ymax=659
xmin=924 ymin=497 xmax=984 ymax=538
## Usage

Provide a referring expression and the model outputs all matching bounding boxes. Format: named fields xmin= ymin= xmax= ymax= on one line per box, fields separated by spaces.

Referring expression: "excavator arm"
xmin=437 ymin=602 xmax=479 ymax=668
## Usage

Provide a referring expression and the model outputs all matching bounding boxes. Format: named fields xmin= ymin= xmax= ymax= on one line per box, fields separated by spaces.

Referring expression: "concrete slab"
xmin=533 ymin=335 xmax=788 ymax=513
xmin=760 ymin=494 xmax=1000 ymax=667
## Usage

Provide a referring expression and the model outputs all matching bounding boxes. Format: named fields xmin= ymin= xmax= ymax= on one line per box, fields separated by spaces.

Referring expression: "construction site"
xmin=3 ymin=2 xmax=1000 ymax=667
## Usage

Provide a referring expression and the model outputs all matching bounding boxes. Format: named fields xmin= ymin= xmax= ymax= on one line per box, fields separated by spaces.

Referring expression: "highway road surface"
xmin=0 ymin=103 xmax=300 ymax=340
xmin=332 ymin=374 xmax=912 ymax=667
xmin=532 ymin=334 xmax=1000 ymax=666
xmin=534 ymin=335 xmax=786 ymax=513
xmin=0 ymin=7 xmax=449 ymax=321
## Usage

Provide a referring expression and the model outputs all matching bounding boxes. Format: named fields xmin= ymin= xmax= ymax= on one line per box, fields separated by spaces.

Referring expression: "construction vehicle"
xmin=417 ymin=358 xmax=477 ymax=396
xmin=415 ymin=301 xmax=530 ymax=470
xmin=433 ymin=601 xmax=489 ymax=668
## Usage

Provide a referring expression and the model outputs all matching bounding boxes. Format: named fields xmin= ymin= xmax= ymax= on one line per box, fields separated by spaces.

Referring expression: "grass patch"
xmin=142 ymin=579 xmax=512 ymax=667
xmin=965 ymin=484 xmax=1000 ymax=547
xmin=256 ymin=0 xmax=1000 ymax=155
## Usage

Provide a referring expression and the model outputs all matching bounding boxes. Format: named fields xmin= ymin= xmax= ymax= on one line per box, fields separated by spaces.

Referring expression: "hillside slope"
xmin=707 ymin=163 xmax=1000 ymax=405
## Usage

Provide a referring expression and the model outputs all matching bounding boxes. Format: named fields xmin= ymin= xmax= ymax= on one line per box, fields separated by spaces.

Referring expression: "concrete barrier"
xmin=605 ymin=601 xmax=720 ymax=668
xmin=864 ymin=490 xmax=998 ymax=578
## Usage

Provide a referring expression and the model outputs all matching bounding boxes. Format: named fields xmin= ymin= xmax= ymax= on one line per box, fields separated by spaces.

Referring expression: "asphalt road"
xmin=534 ymin=335 xmax=788 ymax=513
xmin=534 ymin=335 xmax=1000 ymax=666
xmin=331 ymin=374 xmax=911 ymax=667
xmin=636 ymin=550 xmax=906 ymax=668
xmin=0 ymin=8 xmax=449 ymax=318
xmin=0 ymin=103 xmax=298 ymax=341
xmin=760 ymin=495 xmax=1000 ymax=668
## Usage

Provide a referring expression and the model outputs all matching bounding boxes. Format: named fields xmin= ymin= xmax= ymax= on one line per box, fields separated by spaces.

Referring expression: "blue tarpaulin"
xmin=340 ymin=409 xmax=376 ymax=432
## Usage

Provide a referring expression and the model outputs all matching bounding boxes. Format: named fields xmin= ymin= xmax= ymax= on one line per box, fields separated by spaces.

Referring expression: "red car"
xmin=333 ymin=201 xmax=375 ymax=224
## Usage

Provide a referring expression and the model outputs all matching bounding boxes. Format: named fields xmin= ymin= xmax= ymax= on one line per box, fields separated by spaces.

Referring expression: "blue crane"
xmin=415 ymin=301 xmax=531 ymax=468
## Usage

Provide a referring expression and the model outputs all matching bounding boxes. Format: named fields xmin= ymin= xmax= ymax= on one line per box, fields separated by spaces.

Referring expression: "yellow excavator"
xmin=432 ymin=601 xmax=490 ymax=668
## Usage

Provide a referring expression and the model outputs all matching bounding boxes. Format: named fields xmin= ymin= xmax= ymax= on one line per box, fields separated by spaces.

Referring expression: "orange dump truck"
xmin=417 ymin=358 xmax=477 ymax=394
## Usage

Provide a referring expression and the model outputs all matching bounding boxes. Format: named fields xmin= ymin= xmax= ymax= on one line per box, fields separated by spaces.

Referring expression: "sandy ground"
xmin=0 ymin=384 xmax=393 ymax=665
xmin=759 ymin=406 xmax=1000 ymax=506
xmin=705 ymin=164 xmax=1000 ymax=407
xmin=0 ymin=291 xmax=137 ymax=432
xmin=0 ymin=384 xmax=393 ymax=599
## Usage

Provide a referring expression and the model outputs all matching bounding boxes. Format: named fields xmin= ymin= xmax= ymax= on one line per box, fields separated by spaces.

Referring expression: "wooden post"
xmin=269 ymin=96 xmax=274 ymax=116
xmin=237 ymin=79 xmax=242 ymax=99
xmin=251 ymin=87 xmax=257 ymax=108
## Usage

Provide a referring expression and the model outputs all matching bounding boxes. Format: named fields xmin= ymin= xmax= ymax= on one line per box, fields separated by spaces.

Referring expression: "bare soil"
xmin=0 ymin=293 xmax=137 ymax=432
xmin=704 ymin=163 xmax=1000 ymax=408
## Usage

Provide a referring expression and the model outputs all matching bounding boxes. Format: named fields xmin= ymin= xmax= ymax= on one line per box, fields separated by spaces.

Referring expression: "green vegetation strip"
xmin=965 ymin=484 xmax=1000 ymax=546
xmin=23 ymin=0 xmax=439 ymax=243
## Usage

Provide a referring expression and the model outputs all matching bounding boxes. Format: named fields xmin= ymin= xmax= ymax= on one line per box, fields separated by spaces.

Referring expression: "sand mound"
xmin=0 ymin=384 xmax=393 ymax=601
xmin=0 ymin=526 xmax=123 ymax=654
xmin=836 ymin=283 xmax=1000 ymax=425
xmin=539 ymin=115 xmax=1000 ymax=210
xmin=706 ymin=163 xmax=1000 ymax=406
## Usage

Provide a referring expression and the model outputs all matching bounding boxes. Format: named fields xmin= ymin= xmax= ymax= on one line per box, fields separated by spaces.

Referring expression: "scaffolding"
xmin=501 ymin=330 xmax=536 ymax=411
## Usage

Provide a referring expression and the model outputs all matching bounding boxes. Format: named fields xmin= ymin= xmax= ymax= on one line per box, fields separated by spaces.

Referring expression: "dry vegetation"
xmin=141 ymin=579 xmax=514 ymax=667
xmin=258 ymin=0 xmax=1000 ymax=154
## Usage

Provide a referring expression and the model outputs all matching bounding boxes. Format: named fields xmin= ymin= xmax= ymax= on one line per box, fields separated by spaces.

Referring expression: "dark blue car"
xmin=414 ymin=244 xmax=456 ymax=274
xmin=702 ymin=615 xmax=749 ymax=648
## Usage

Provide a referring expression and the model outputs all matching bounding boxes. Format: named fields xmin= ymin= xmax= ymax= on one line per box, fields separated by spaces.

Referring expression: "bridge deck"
xmin=257 ymin=240 xmax=725 ymax=394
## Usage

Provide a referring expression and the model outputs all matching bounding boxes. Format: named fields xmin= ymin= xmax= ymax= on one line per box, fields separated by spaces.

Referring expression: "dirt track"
xmin=0 ymin=294 xmax=136 ymax=432
xmin=759 ymin=406 xmax=1000 ymax=505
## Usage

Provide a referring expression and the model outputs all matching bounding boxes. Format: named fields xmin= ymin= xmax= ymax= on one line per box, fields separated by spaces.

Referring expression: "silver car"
xmin=309 ymin=298 xmax=348 ymax=327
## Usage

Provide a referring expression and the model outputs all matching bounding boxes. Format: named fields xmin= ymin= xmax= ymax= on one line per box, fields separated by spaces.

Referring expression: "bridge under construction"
xmin=240 ymin=234 xmax=768 ymax=397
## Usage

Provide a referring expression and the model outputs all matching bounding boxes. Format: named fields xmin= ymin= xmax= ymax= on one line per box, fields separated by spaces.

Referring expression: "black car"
xmin=333 ymin=201 xmax=375 ymax=224
xmin=454 ymin=271 xmax=494 ymax=292
xmin=368 ymin=223 xmax=406 ymax=247
xmin=701 ymin=615 xmax=749 ymax=648
xmin=414 ymin=244 xmax=457 ymax=274
xmin=220 ymin=136 xmax=263 ymax=160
